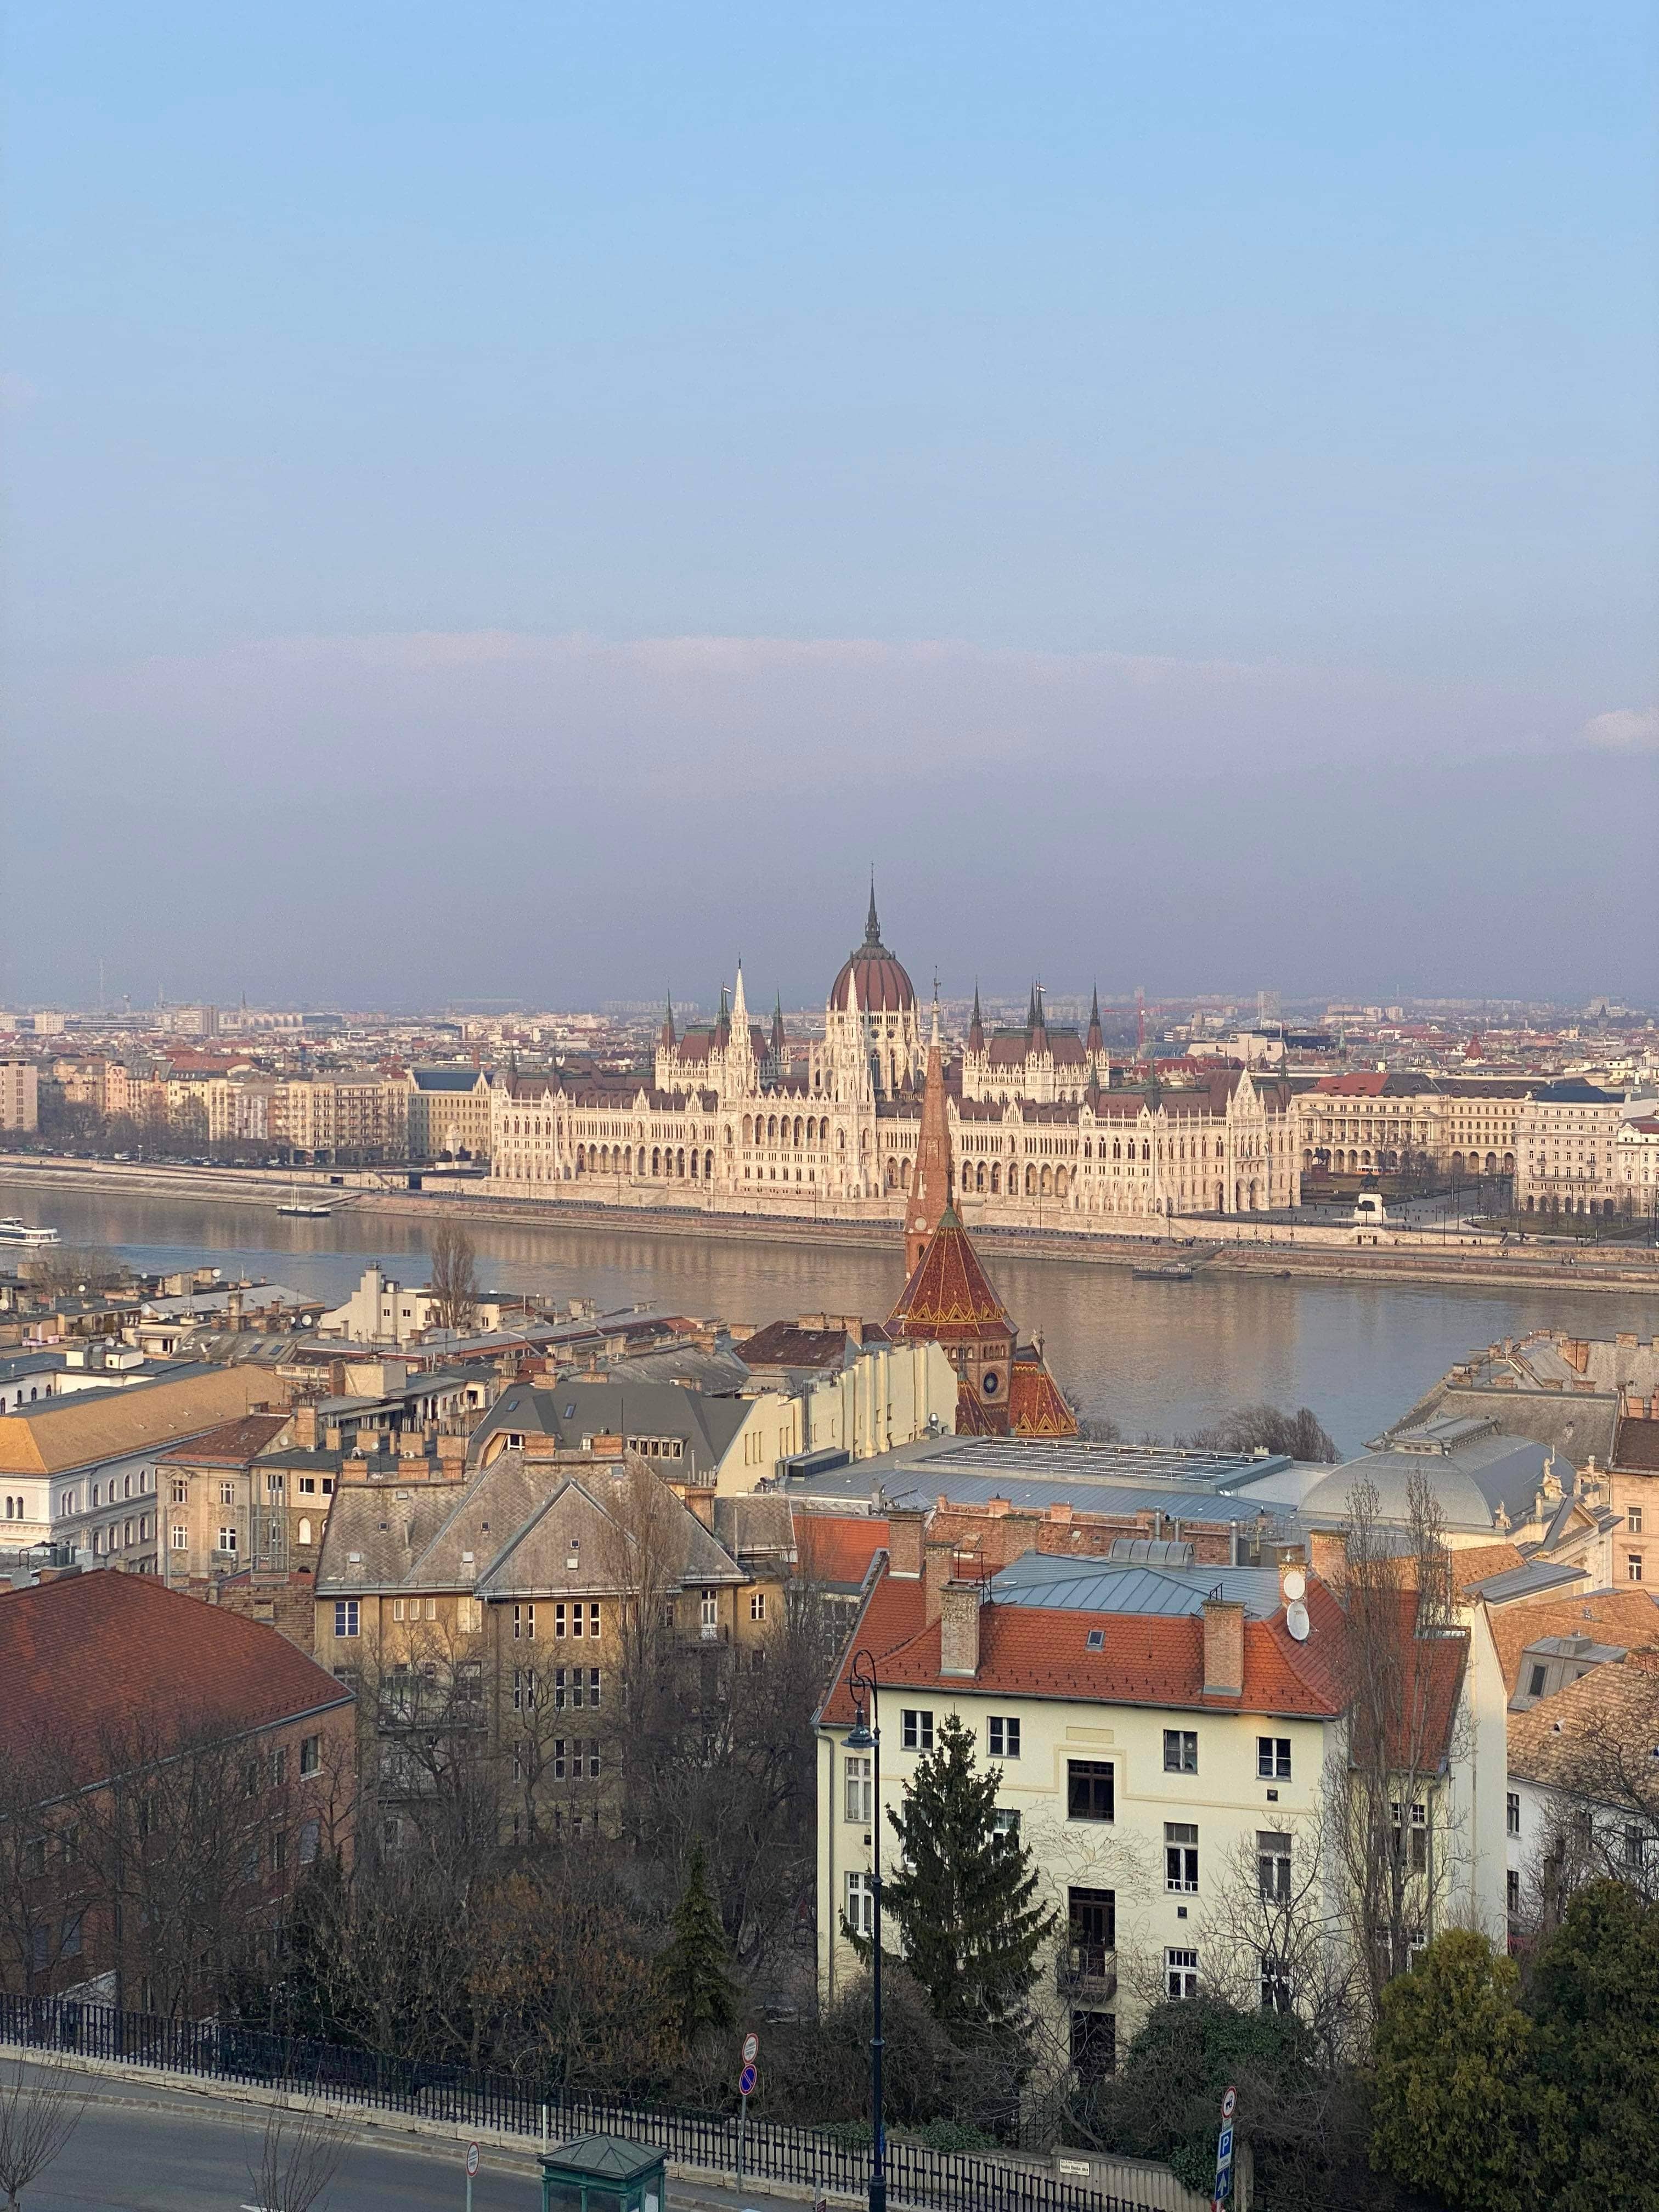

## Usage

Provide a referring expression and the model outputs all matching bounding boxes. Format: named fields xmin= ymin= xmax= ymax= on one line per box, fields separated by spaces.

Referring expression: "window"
xmin=297 ymin=1518 xmax=312 ymax=1545
xmin=1527 ymin=1664 xmax=1548 ymax=1697
xmin=300 ymin=1734 xmax=320 ymax=1777
xmin=1163 ymin=1729 xmax=1198 ymax=1774
xmin=1068 ymin=1760 xmax=1114 ymax=1822
xmin=270 ymin=1745 xmax=288 ymax=1787
xmin=1391 ymin=1800 xmax=1429 ymax=1874
xmin=901 ymin=1708 xmax=934 ymax=1752
xmin=583 ymin=1737 xmax=601 ymax=1779
xmin=1166 ymin=1947 xmax=1199 ymax=2000
xmin=1257 ymin=1831 xmax=1291 ymax=1903
xmin=1070 ymin=2008 xmax=1116 ymax=2082
xmin=991 ymin=1807 xmax=1022 ymax=1837
xmin=1629 ymin=1554 xmax=1644 ymax=1584
xmin=242 ymin=1756 xmax=262 ymax=1798
xmin=514 ymin=1602 xmax=535 ymax=1640
xmin=170 ymin=1479 xmax=188 ymax=1505
xmin=749 ymin=1590 xmax=766 ymax=1622
xmin=1257 ymin=1736 xmax=1291 ymax=1780
xmin=699 ymin=1589 xmax=717 ymax=1630
xmin=1507 ymin=1870 xmax=1521 ymax=1914
xmin=457 ymin=1597 xmax=482 ymax=1632
xmin=1506 ymin=1791 xmax=1520 ymax=1838
xmin=217 ymin=1526 xmax=238 ymax=1554
xmin=298 ymin=1819 xmax=320 ymax=1865
xmin=392 ymin=1598 xmax=405 ymax=1622
xmin=1165 ymin=1822 xmax=1199 ymax=1893
xmin=988 ymin=1716 xmax=1021 ymax=1759
xmin=298 ymin=1476 xmax=317 ymax=1495
xmin=270 ymin=1829 xmax=288 ymax=1876
xmin=217 ymin=1480 xmax=235 ymax=1508
xmin=170 ymin=1522 xmax=188 ymax=1551
xmin=845 ymin=1870 xmax=874 ymax=1939
xmin=22 ymin=1837 xmax=46 ymax=1881
xmin=60 ymin=1912 xmax=83 ymax=1960
xmin=1631 ymin=1505 xmax=1644 ymax=1534
xmin=845 ymin=1753 xmax=873 ymax=1824
xmin=1624 ymin=1825 xmax=1645 ymax=1872
xmin=1066 ymin=1886 xmax=1115 ymax=1968
xmin=333 ymin=1599 xmax=359 ymax=1639
xmin=513 ymin=1667 xmax=537 ymax=1711
xmin=1260 ymin=1953 xmax=1292 ymax=2012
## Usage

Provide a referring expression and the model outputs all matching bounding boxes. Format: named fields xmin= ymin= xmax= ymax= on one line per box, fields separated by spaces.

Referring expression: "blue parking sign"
xmin=1217 ymin=2127 xmax=1233 ymax=2163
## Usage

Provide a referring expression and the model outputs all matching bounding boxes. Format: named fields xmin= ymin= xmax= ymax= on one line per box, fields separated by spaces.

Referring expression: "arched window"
xmin=297 ymin=1517 xmax=312 ymax=1545
xmin=689 ymin=1149 xmax=698 ymax=1180
xmin=794 ymin=1117 xmax=804 ymax=1146
xmin=767 ymin=1115 xmax=777 ymax=1141
xmin=704 ymin=1149 xmax=714 ymax=1180
xmin=1025 ymin=1163 xmax=1037 ymax=1196
xmin=1141 ymin=1140 xmax=1151 ymax=1161
xmin=677 ymin=1148 xmax=686 ymax=1177
xmin=1113 ymin=1139 xmax=1121 ymax=1160
xmin=990 ymin=1163 xmax=1001 ymax=1193
xmin=975 ymin=1161 xmax=985 ymax=1193
xmin=651 ymin=1147 xmax=661 ymax=1175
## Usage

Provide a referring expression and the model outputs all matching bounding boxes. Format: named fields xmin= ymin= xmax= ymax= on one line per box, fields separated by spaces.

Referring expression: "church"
xmin=488 ymin=887 xmax=1300 ymax=1226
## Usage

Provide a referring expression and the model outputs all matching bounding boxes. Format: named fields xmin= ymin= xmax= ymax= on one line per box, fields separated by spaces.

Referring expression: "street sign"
xmin=742 ymin=2030 xmax=760 ymax=2064
xmin=738 ymin=2062 xmax=758 ymax=2097
xmin=1212 ymin=2084 xmax=1238 ymax=2212
xmin=1217 ymin=2128 xmax=1233 ymax=2163
xmin=466 ymin=2142 xmax=480 ymax=2176
xmin=1221 ymin=2086 xmax=1237 ymax=2123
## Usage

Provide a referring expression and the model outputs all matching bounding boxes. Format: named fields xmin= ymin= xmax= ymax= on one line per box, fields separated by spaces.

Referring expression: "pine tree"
xmin=658 ymin=1842 xmax=738 ymax=2041
xmin=852 ymin=1712 xmax=1055 ymax=2039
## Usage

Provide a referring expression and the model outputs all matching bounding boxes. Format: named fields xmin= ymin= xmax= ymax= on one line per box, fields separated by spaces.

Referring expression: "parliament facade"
xmin=488 ymin=892 xmax=1300 ymax=1228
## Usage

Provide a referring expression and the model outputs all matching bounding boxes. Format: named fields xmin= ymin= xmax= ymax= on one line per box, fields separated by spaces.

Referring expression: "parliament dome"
xmin=829 ymin=888 xmax=916 ymax=1014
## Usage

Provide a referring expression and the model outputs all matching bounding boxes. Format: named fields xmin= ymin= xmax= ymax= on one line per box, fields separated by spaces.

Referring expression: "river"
xmin=15 ymin=1187 xmax=1656 ymax=1457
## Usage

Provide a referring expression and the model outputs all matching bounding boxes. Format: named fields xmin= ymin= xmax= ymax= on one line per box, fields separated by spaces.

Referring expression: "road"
xmin=14 ymin=2070 xmax=808 ymax=2212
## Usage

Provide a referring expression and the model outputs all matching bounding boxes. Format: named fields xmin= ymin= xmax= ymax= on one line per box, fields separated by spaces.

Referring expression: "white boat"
xmin=0 ymin=1218 xmax=62 ymax=1247
xmin=276 ymin=1201 xmax=334 ymax=1219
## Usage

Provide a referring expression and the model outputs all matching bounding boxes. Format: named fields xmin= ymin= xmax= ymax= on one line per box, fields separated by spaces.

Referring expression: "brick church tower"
xmin=906 ymin=996 xmax=952 ymax=1274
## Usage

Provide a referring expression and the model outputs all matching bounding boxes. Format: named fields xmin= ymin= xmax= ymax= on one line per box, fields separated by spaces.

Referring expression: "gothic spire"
xmin=1026 ymin=979 xmax=1040 ymax=1032
xmin=865 ymin=868 xmax=881 ymax=947
xmin=660 ymin=992 xmax=676 ymax=1051
xmin=968 ymin=981 xmax=985 ymax=1055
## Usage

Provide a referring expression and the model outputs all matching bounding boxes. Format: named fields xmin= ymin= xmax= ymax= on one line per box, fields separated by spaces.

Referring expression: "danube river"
xmin=19 ymin=1187 xmax=1656 ymax=1457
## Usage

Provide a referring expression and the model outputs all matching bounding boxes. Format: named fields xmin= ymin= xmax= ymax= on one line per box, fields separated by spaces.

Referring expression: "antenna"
xmin=1286 ymin=1600 xmax=1311 ymax=1643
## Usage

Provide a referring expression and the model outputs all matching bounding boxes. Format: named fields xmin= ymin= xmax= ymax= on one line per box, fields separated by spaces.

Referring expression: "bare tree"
xmin=426 ymin=1223 xmax=478 ymax=1336
xmin=245 ymin=2096 xmax=352 ymax=2212
xmin=0 ymin=2058 xmax=86 ymax=2211
xmin=1335 ymin=1472 xmax=1466 ymax=2025
xmin=25 ymin=1246 xmax=125 ymax=1302
xmin=1200 ymin=1797 xmax=1364 ymax=2069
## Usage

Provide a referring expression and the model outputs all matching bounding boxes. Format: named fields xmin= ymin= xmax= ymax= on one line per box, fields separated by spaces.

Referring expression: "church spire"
xmin=715 ymin=981 xmax=731 ymax=1045
xmin=906 ymin=988 xmax=953 ymax=1274
xmin=968 ymin=981 xmax=985 ymax=1055
xmin=660 ymin=992 xmax=676 ymax=1051
xmin=771 ymin=989 xmax=786 ymax=1057
xmin=865 ymin=868 xmax=881 ymax=947
xmin=1026 ymin=979 xmax=1040 ymax=1034
xmin=1086 ymin=983 xmax=1103 ymax=1053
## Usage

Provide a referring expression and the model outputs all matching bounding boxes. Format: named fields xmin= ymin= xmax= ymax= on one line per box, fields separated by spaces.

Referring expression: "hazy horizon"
xmin=5 ymin=5 xmax=1655 ymax=1008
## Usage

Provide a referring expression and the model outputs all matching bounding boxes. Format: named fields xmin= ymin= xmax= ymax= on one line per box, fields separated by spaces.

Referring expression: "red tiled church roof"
xmin=888 ymin=1205 xmax=1013 ymax=1343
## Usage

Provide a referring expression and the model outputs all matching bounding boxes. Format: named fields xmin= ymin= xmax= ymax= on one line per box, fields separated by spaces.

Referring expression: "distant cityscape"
xmin=3 ymin=890 xmax=1656 ymax=1233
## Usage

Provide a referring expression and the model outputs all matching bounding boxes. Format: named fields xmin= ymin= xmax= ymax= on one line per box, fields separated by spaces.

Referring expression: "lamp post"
xmin=845 ymin=1649 xmax=886 ymax=2212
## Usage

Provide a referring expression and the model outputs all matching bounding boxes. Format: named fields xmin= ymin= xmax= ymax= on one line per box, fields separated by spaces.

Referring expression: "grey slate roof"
xmin=990 ymin=1551 xmax=1287 ymax=1621
xmin=469 ymin=1379 xmax=750 ymax=1481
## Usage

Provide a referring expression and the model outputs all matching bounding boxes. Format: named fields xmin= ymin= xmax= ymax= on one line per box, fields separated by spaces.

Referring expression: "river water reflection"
xmin=15 ymin=1186 xmax=1656 ymax=1457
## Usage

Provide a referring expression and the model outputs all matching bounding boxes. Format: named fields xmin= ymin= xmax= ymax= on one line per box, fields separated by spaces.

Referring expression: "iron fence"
xmin=0 ymin=1991 xmax=1155 ymax=2212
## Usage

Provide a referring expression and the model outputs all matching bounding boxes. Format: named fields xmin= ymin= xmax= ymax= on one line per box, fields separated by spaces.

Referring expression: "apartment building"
xmin=815 ymin=1515 xmax=1506 ymax=2068
xmin=272 ymin=1077 xmax=408 ymax=1162
xmin=407 ymin=1067 xmax=494 ymax=1163
xmin=314 ymin=1442 xmax=775 ymax=1842
xmin=1293 ymin=1073 xmax=1530 ymax=1183
xmin=1515 ymin=1081 xmax=1654 ymax=1216
xmin=0 ymin=1061 xmax=38 ymax=1133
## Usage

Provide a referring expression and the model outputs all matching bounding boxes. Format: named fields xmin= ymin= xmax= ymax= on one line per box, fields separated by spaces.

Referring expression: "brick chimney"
xmin=1201 ymin=1598 xmax=1245 ymax=1699
xmin=1308 ymin=1527 xmax=1348 ymax=1591
xmin=291 ymin=1403 xmax=320 ymax=1451
xmin=887 ymin=1507 xmax=927 ymax=1579
xmin=940 ymin=1581 xmax=982 ymax=1678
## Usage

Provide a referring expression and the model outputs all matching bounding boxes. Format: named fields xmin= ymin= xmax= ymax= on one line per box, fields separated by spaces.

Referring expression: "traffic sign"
xmin=738 ymin=2062 xmax=758 ymax=2098
xmin=466 ymin=2142 xmax=480 ymax=2176
xmin=742 ymin=2030 xmax=760 ymax=2064
xmin=1217 ymin=2128 xmax=1233 ymax=2164
xmin=1221 ymin=2086 xmax=1237 ymax=2123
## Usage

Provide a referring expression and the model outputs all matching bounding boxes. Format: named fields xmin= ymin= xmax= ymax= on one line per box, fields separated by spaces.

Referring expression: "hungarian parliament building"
xmin=488 ymin=892 xmax=1300 ymax=1228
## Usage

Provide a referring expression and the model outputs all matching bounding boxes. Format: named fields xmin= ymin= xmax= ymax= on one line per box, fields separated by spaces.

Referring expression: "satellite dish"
xmin=1281 ymin=1567 xmax=1307 ymax=1604
xmin=1285 ymin=1600 xmax=1311 ymax=1643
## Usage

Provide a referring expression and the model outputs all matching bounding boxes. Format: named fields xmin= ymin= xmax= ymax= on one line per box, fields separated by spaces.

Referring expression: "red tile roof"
xmin=819 ymin=1565 xmax=1351 ymax=1726
xmin=1007 ymin=1354 xmax=1078 ymax=1439
xmin=158 ymin=1413 xmax=292 ymax=1466
xmin=793 ymin=1514 xmax=889 ymax=1587
xmin=0 ymin=1572 xmax=352 ymax=1786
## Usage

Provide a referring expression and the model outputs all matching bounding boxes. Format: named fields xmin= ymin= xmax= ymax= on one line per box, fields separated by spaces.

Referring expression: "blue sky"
xmin=5 ymin=3 xmax=1655 ymax=1008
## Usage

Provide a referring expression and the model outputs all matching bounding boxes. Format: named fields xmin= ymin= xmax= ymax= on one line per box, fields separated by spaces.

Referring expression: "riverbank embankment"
xmin=4 ymin=1154 xmax=1656 ymax=1298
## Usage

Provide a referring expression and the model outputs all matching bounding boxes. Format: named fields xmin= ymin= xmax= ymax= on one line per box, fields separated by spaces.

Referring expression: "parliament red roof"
xmin=888 ymin=1206 xmax=1013 ymax=1344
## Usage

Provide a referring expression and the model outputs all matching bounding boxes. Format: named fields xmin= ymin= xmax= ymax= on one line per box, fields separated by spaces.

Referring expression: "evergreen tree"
xmin=1528 ymin=1879 xmax=1659 ymax=2212
xmin=1369 ymin=1928 xmax=1532 ymax=2211
xmin=850 ymin=1713 xmax=1054 ymax=2040
xmin=658 ymin=1842 xmax=738 ymax=2041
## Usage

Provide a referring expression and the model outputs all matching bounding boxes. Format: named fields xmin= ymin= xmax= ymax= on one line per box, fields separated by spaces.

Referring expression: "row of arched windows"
xmin=741 ymin=1113 xmax=826 ymax=1146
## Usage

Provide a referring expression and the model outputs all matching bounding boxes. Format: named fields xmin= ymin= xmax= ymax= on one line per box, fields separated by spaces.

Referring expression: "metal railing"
xmin=0 ymin=1993 xmax=1155 ymax=2212
xmin=1056 ymin=1944 xmax=1118 ymax=1999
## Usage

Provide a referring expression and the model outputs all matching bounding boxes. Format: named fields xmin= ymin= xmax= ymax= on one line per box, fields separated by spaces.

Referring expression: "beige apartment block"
xmin=1516 ymin=1081 xmax=1654 ymax=1217
xmin=0 ymin=1060 xmax=39 ymax=1133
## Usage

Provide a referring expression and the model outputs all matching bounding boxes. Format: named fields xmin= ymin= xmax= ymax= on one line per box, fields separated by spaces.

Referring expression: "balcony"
xmin=1056 ymin=1943 xmax=1117 ymax=1999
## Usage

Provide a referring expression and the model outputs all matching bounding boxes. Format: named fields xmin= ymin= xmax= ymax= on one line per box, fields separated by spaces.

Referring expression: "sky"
xmin=4 ymin=3 xmax=1656 ymax=1012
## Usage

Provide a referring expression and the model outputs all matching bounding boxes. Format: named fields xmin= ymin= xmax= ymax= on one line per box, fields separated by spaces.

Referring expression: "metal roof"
xmin=990 ymin=1552 xmax=1286 ymax=1620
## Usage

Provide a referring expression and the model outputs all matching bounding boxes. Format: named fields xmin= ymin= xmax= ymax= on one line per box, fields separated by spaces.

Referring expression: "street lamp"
xmin=845 ymin=1649 xmax=886 ymax=2212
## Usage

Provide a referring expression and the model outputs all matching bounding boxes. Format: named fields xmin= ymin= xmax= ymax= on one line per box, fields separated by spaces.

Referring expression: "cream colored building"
xmin=489 ymin=899 xmax=1299 ymax=1226
xmin=0 ymin=1061 xmax=38 ymax=1133
xmin=1515 ymin=1081 xmax=1655 ymax=1217
xmin=815 ymin=1523 xmax=1508 ymax=2066
xmin=1293 ymin=1074 xmax=1530 ymax=1182
xmin=273 ymin=1077 xmax=408 ymax=1161
xmin=1615 ymin=1114 xmax=1659 ymax=1221
xmin=406 ymin=1068 xmax=494 ymax=1162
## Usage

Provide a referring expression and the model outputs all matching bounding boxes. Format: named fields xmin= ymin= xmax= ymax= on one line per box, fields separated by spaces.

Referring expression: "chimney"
xmin=1308 ymin=1526 xmax=1348 ymax=1591
xmin=1201 ymin=1598 xmax=1245 ymax=1699
xmin=887 ymin=1506 xmax=927 ymax=1579
xmin=292 ymin=1403 xmax=320 ymax=1451
xmin=940 ymin=1581 xmax=982 ymax=1678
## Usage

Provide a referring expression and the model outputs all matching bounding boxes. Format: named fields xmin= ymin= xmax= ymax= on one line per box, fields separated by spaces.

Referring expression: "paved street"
xmin=15 ymin=2072 xmax=806 ymax=2212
